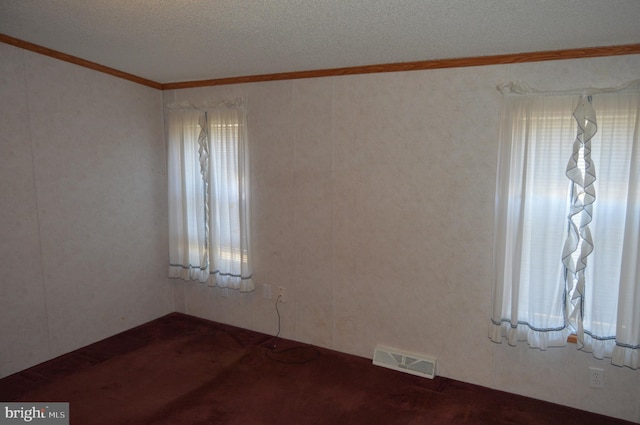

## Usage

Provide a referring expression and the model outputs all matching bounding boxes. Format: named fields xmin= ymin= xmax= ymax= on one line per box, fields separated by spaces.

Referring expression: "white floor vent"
xmin=372 ymin=346 xmax=437 ymax=379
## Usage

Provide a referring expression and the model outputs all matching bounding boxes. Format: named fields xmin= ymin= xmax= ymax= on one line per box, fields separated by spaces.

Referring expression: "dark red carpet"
xmin=0 ymin=313 xmax=632 ymax=424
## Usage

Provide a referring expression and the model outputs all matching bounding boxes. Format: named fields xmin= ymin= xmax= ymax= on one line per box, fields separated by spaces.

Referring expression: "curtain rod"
xmin=166 ymin=98 xmax=246 ymax=111
xmin=497 ymin=79 xmax=640 ymax=96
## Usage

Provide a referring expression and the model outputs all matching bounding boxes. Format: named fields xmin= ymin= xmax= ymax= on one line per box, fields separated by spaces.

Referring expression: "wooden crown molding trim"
xmin=2 ymin=33 xmax=638 ymax=91
xmin=0 ymin=33 xmax=162 ymax=90
xmin=162 ymin=44 xmax=640 ymax=90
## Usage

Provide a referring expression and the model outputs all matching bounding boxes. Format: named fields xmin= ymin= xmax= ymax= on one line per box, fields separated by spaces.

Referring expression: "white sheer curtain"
xmin=588 ymin=92 xmax=640 ymax=365
xmin=490 ymin=94 xmax=576 ymax=349
xmin=167 ymin=101 xmax=254 ymax=292
xmin=490 ymin=81 xmax=640 ymax=368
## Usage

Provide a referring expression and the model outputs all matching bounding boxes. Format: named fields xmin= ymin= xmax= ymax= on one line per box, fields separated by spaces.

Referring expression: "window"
xmin=167 ymin=103 xmax=254 ymax=292
xmin=490 ymin=87 xmax=640 ymax=368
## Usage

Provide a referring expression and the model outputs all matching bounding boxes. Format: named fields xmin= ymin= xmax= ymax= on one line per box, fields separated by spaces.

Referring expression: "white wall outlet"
xmin=263 ymin=284 xmax=272 ymax=300
xmin=589 ymin=367 xmax=604 ymax=388
xmin=277 ymin=286 xmax=286 ymax=303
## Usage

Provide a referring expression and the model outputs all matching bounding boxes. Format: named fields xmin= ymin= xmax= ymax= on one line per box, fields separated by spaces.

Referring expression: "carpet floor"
xmin=0 ymin=313 xmax=633 ymax=425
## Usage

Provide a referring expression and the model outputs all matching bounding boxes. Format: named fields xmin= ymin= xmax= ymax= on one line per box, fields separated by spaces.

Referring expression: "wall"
xmin=1 ymin=40 xmax=636 ymax=421
xmin=0 ymin=43 xmax=175 ymax=377
xmin=166 ymin=54 xmax=640 ymax=422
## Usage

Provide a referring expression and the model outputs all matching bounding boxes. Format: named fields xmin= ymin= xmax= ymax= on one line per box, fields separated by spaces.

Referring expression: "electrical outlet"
xmin=277 ymin=286 xmax=286 ymax=303
xmin=263 ymin=284 xmax=272 ymax=300
xmin=589 ymin=367 xmax=604 ymax=388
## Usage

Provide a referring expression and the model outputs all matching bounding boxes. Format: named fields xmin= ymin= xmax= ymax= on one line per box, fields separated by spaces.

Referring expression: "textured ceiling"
xmin=1 ymin=0 xmax=639 ymax=84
